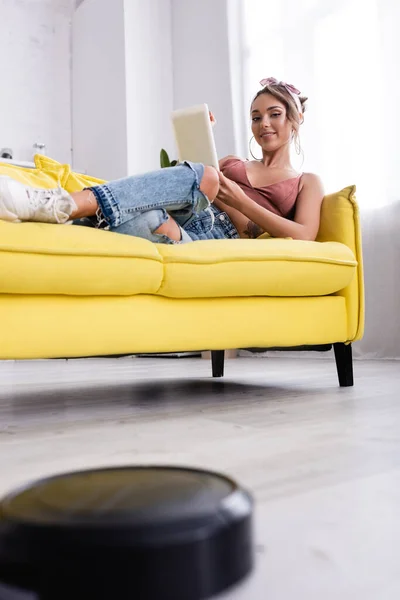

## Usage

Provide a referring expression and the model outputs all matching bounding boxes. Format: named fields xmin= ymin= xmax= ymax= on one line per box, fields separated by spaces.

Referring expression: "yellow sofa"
xmin=0 ymin=156 xmax=364 ymax=386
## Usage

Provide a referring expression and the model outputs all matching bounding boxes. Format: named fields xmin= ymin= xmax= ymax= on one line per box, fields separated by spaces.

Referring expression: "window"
xmin=243 ymin=0 xmax=396 ymax=208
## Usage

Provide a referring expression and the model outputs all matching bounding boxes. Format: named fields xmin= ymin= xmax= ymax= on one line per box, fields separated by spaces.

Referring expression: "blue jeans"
xmin=86 ymin=161 xmax=239 ymax=243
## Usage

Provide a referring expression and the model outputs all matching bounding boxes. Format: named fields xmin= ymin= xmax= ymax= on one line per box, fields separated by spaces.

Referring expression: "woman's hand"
xmin=209 ymin=111 xmax=216 ymax=127
xmin=215 ymin=171 xmax=245 ymax=208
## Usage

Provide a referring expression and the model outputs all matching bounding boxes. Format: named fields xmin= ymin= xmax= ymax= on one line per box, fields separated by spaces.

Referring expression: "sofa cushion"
xmin=0 ymin=221 xmax=163 ymax=296
xmin=157 ymin=238 xmax=357 ymax=298
xmin=33 ymin=154 xmax=106 ymax=192
xmin=0 ymin=221 xmax=356 ymax=298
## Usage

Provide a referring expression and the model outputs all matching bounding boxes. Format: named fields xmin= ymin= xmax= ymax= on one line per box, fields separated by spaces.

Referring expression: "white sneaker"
xmin=0 ymin=176 xmax=77 ymax=224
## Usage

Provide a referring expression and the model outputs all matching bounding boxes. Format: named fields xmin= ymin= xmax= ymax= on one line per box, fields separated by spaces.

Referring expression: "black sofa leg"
xmin=211 ymin=351 xmax=225 ymax=378
xmin=334 ymin=343 xmax=354 ymax=387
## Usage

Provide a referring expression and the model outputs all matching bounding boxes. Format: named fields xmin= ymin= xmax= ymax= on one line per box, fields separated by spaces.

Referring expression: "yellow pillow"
xmin=34 ymin=155 xmax=106 ymax=192
xmin=0 ymin=154 xmax=106 ymax=194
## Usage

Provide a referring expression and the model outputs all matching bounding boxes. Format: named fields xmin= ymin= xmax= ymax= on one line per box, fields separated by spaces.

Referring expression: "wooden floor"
xmin=0 ymin=355 xmax=399 ymax=599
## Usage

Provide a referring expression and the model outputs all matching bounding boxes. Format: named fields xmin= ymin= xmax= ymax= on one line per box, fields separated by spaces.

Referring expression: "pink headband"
xmin=259 ymin=77 xmax=302 ymax=114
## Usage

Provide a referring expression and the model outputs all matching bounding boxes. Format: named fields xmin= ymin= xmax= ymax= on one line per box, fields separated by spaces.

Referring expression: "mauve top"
xmin=221 ymin=158 xmax=302 ymax=218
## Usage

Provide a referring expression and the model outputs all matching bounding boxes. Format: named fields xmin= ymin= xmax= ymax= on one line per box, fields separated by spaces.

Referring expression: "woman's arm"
xmin=208 ymin=112 xmax=241 ymax=171
xmin=209 ymin=112 xmax=242 ymax=172
xmin=217 ymin=172 xmax=325 ymax=241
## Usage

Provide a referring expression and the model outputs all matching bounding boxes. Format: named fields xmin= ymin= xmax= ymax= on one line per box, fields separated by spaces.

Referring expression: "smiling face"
xmin=250 ymin=93 xmax=293 ymax=152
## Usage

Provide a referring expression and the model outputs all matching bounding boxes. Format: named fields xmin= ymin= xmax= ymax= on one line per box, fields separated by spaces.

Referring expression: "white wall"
xmin=0 ymin=0 xmax=73 ymax=163
xmin=354 ymin=203 xmax=400 ymax=359
xmin=72 ymin=0 xmax=174 ymax=178
xmin=72 ymin=0 xmax=128 ymax=180
xmin=124 ymin=0 xmax=174 ymax=175
xmin=171 ymin=0 xmax=236 ymax=159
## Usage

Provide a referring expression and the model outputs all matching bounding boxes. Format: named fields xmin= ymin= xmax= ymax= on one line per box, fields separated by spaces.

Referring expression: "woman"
xmin=0 ymin=78 xmax=324 ymax=242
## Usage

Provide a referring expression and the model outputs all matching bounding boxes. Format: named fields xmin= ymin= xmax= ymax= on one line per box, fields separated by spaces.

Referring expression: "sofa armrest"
xmin=316 ymin=185 xmax=364 ymax=341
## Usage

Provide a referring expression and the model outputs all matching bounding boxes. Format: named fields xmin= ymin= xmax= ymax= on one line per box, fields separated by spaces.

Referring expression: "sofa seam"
xmin=0 ymin=248 xmax=357 ymax=266
xmin=161 ymin=257 xmax=357 ymax=266
xmin=0 ymin=248 xmax=163 ymax=261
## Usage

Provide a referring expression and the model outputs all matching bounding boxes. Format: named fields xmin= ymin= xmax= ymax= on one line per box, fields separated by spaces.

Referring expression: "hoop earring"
xmin=292 ymin=131 xmax=302 ymax=156
xmin=249 ymin=136 xmax=261 ymax=160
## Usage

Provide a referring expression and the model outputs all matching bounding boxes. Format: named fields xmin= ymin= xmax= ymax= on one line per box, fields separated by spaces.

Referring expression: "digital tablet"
xmin=171 ymin=103 xmax=219 ymax=170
